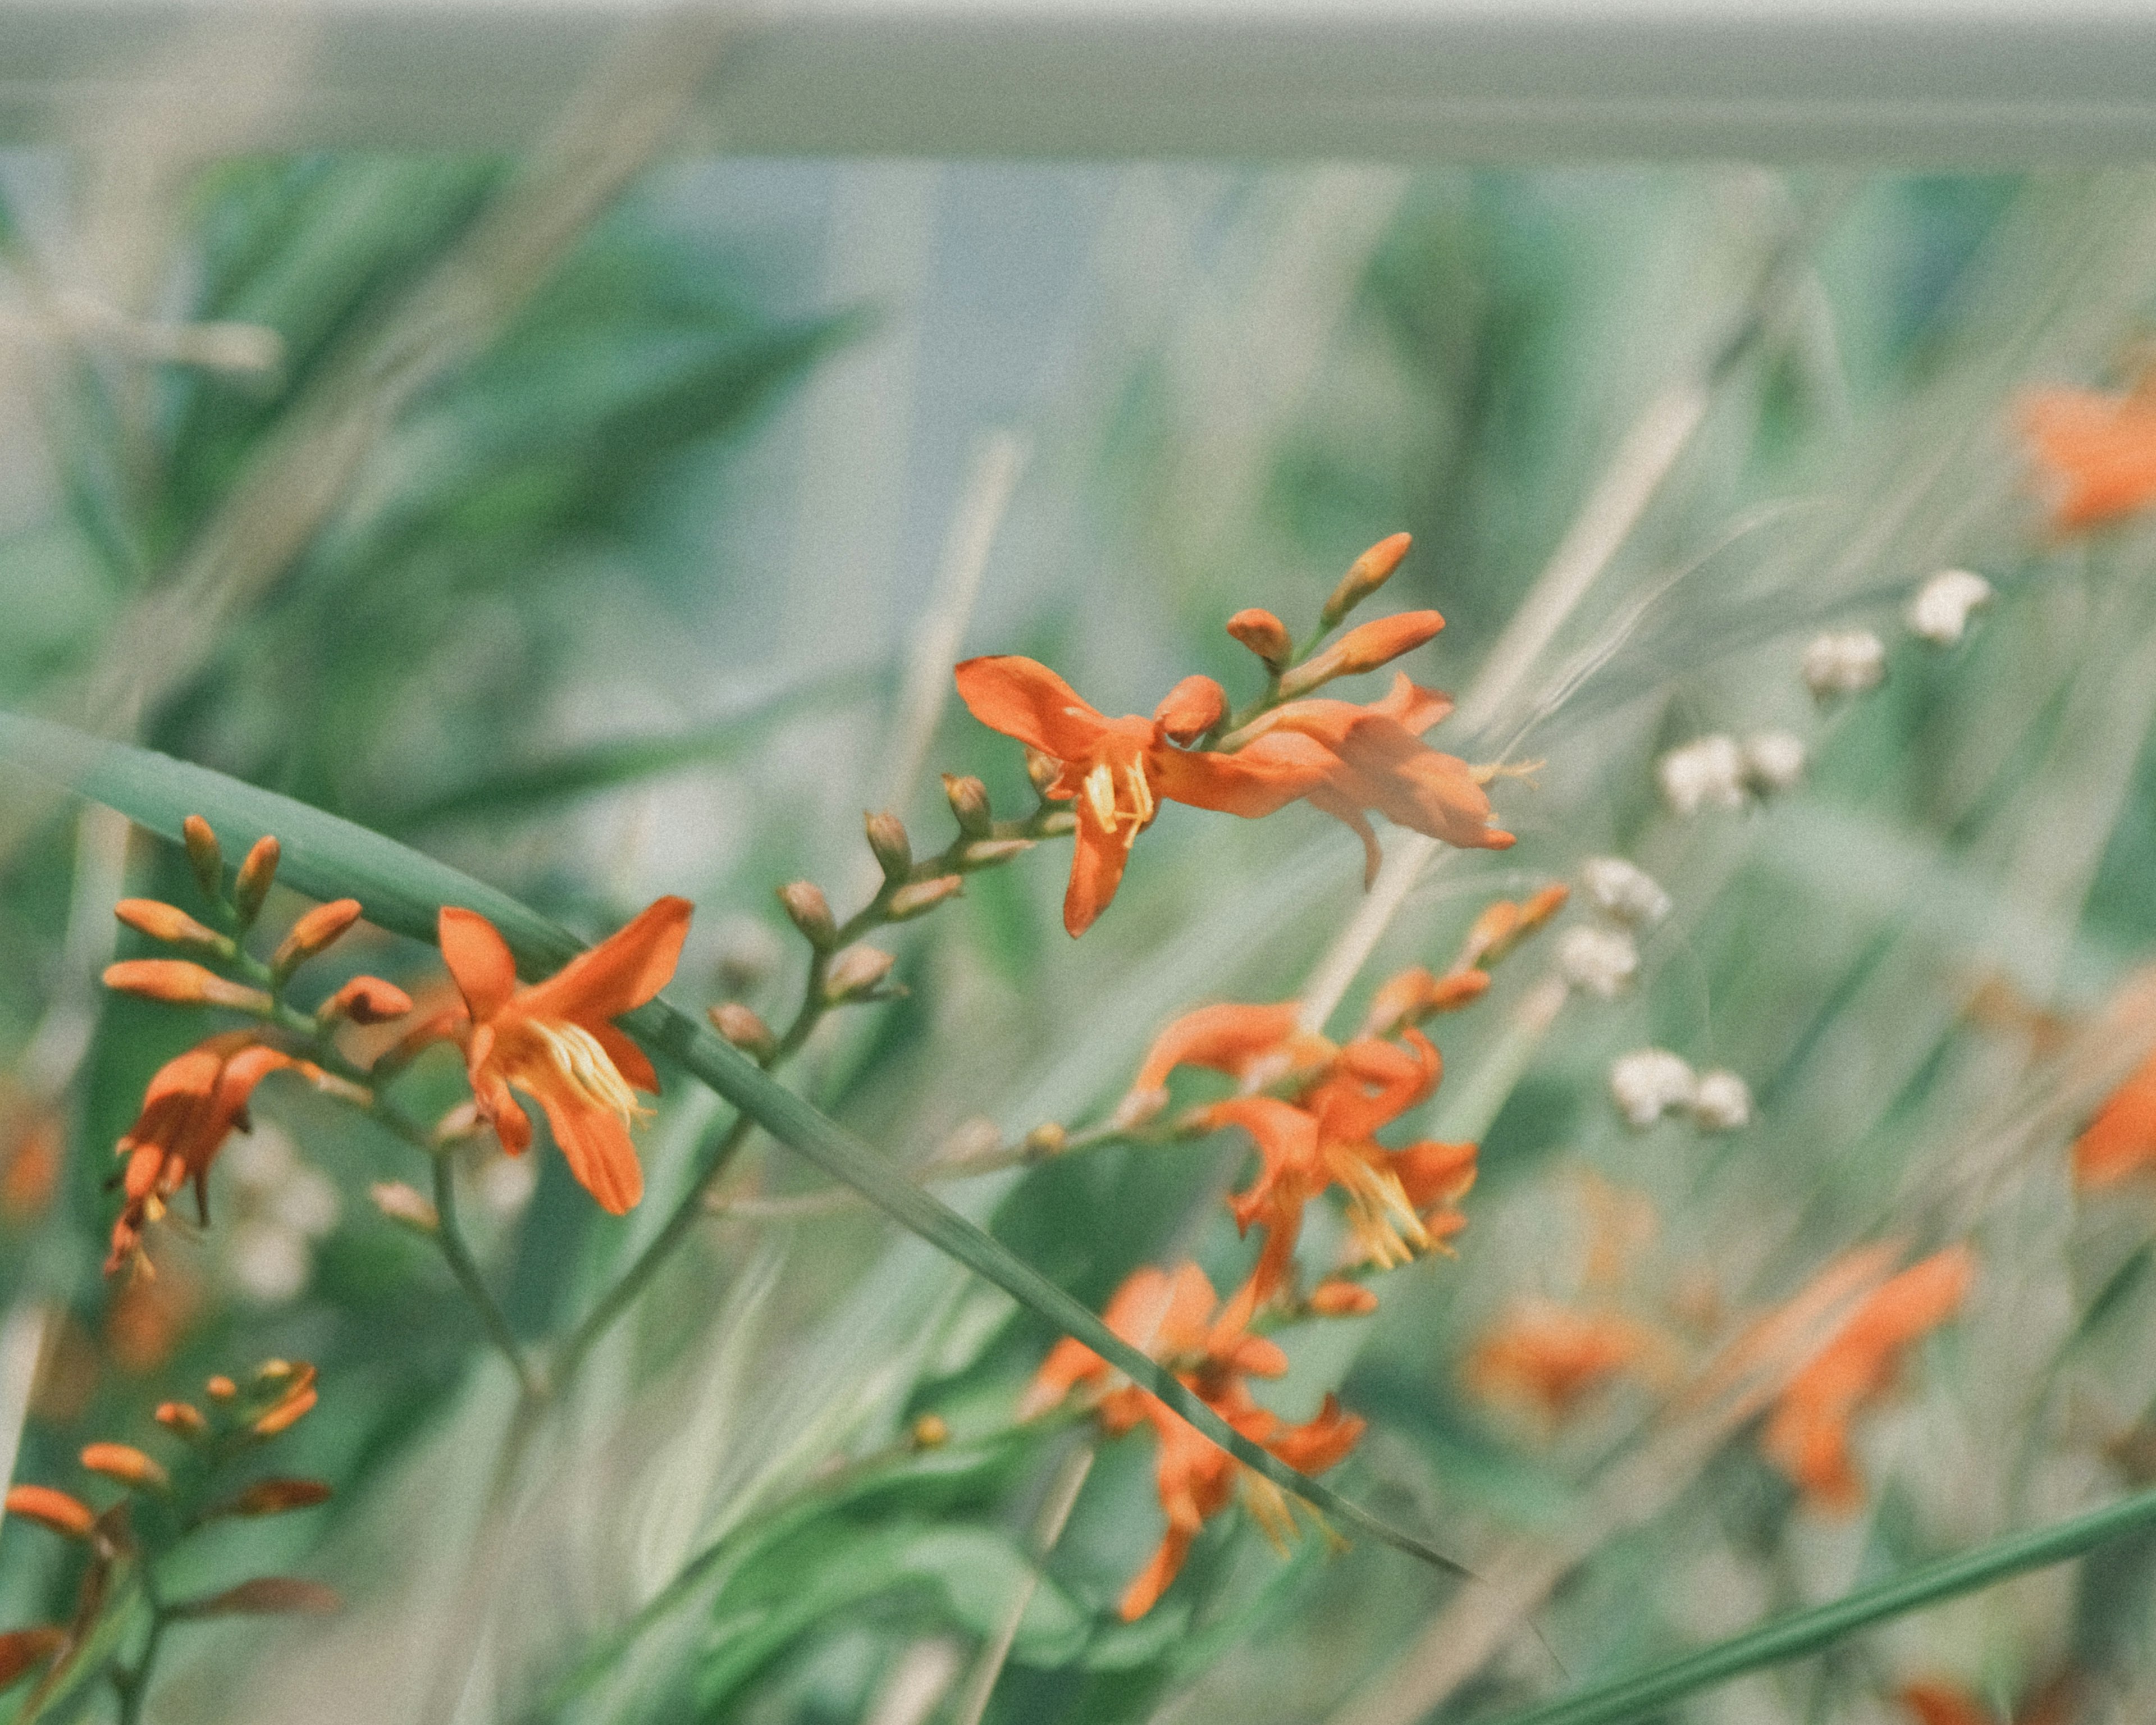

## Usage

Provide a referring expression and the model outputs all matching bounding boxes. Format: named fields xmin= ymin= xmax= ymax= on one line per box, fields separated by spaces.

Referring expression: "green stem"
xmin=1490 ymin=1482 xmax=2156 ymax=1725
xmin=432 ymin=1152 xmax=541 ymax=1402
xmin=111 ymin=1598 xmax=166 ymax=1725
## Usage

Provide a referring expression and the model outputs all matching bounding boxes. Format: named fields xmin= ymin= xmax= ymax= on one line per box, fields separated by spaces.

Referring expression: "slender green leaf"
xmin=1490 ymin=1482 xmax=2156 ymax=1725
xmin=0 ymin=710 xmax=1475 ymax=1588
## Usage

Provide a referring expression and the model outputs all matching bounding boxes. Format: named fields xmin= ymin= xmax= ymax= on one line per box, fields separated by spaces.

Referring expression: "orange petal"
xmin=522 ymin=896 xmax=692 ymax=1025
xmin=1062 ymin=815 xmax=1131 ymax=938
xmin=1152 ymin=675 xmax=1227 ymax=743
xmin=591 ymin=1021 xmax=660 ymax=1094
xmin=532 ymin=1081 xmax=645 ymax=1213
xmin=2074 ymin=1051 xmax=2156 ymax=1186
xmin=439 ymin=907 xmax=520 ymax=1022
xmin=954 ymin=655 xmax=1113 ymax=761
xmin=1149 ymin=731 xmax=1332 ymax=818
xmin=1897 ymin=1679 xmax=1997 ymax=1725
xmin=1129 ymin=1001 xmax=1305 ymax=1096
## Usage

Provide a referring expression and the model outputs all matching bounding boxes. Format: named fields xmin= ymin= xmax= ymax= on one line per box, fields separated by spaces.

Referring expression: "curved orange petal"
xmin=529 ymin=1079 xmax=644 ymax=1213
xmin=1152 ymin=675 xmax=1227 ymax=743
xmin=1130 ymin=1001 xmax=1305 ymax=1095
xmin=2021 ymin=389 xmax=2156 ymax=531
xmin=1327 ymin=716 xmax=1513 ymax=850
xmin=954 ymin=655 xmax=1113 ymax=761
xmin=1063 ymin=815 xmax=1131 ymax=938
xmin=1366 ymin=671 xmax=1455 ymax=736
xmin=1264 ymin=1393 xmax=1364 ymax=1473
xmin=523 ymin=896 xmax=692 ymax=1024
xmin=440 ymin=907 xmax=520 ymax=1022
xmin=1394 ymin=1138 xmax=1477 ymax=1210
xmin=1148 ymin=731 xmax=1333 ymax=817
xmin=590 ymin=1021 xmax=659 ymax=1093
xmin=2074 ymin=1052 xmax=2156 ymax=1186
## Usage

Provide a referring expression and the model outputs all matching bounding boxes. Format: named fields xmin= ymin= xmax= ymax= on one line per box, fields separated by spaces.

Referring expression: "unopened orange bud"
xmin=172 ymin=1577 xmax=341 ymax=1618
xmin=1309 ymin=1280 xmax=1380 ymax=1317
xmin=206 ymin=1375 xmax=237 ymax=1401
xmin=886 ymin=874 xmax=962 ymax=921
xmin=943 ymin=773 xmax=994 ymax=837
xmin=253 ymin=1376 xmax=318 ymax=1438
xmin=824 ymin=946 xmax=897 ymax=1003
xmin=182 ymin=815 xmax=223 ymax=905
xmin=709 ymin=1002 xmax=777 ymax=1064
xmin=1279 ymin=610 xmax=1445 ymax=700
xmin=233 ymin=836 xmax=280 ymax=929
xmin=155 ymin=1402 xmax=208 ymax=1440
xmin=864 ymin=811 xmax=913 ymax=884
xmin=4 ymin=1484 xmax=95 ymax=1538
xmin=213 ymin=1477 xmax=334 ymax=1518
xmin=102 ymin=959 xmax=271 ymax=1014
xmin=1321 ymin=531 xmax=1413 ymax=628
xmin=778 ymin=882 xmax=837 ymax=950
xmin=1463 ymin=884 xmax=1568 ymax=968
xmin=80 ymin=1442 xmax=167 ymax=1490
xmin=1519 ymin=883 xmax=1569 ymax=931
xmin=115 ymin=898 xmax=231 ymax=957
xmin=316 ymin=975 xmax=413 ymax=1027
xmin=1364 ymin=965 xmax=1493 ymax=1036
xmin=369 ymin=1181 xmax=439 ymax=1234
xmin=271 ymin=898 xmax=362 ymax=977
xmin=1226 ymin=608 xmax=1294 ymax=672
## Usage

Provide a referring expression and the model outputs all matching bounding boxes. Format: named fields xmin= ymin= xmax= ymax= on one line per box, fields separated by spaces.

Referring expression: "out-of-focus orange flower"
xmin=1024 ymin=1262 xmax=1364 ymax=1618
xmin=953 ymin=658 xmax=1333 ymax=935
xmin=1898 ymin=1673 xmax=2077 ymax=1725
xmin=0 ymin=1101 xmax=61 ymax=1225
xmin=439 ymin=898 xmax=691 ymax=1215
xmin=1464 ymin=1298 xmax=1668 ymax=1430
xmin=1117 ymin=1000 xmax=1335 ymax=1126
xmin=1235 ymin=672 xmax=1515 ymax=886
xmin=2021 ymin=380 xmax=2156 ymax=532
xmin=105 ymin=1265 xmax=203 ymax=1374
xmin=1761 ymin=1245 xmax=1975 ymax=1512
xmin=106 ymin=1032 xmax=296 ymax=1274
xmin=2073 ymin=1047 xmax=2156 ymax=1188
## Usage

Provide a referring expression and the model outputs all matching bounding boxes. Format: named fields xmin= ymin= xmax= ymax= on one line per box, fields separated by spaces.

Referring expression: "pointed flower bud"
xmin=778 ymin=882 xmax=838 ymax=951
xmin=170 ymin=1577 xmax=341 ymax=1619
xmin=252 ymin=1368 xmax=318 ymax=1438
xmin=4 ymin=1484 xmax=95 ymax=1539
xmin=316 ymin=975 xmax=413 ymax=1028
xmin=943 ymin=773 xmax=993 ymax=837
xmin=233 ymin=836 xmax=280 ymax=929
xmin=1226 ymin=608 xmax=1293 ymax=672
xmin=271 ymin=899 xmax=362 ymax=978
xmin=368 ymin=1181 xmax=440 ymax=1235
xmin=1277 ymin=610 xmax=1445 ymax=699
xmin=1024 ymin=747 xmax=1068 ymax=800
xmin=1320 ymin=531 xmax=1413 ymax=628
xmin=80 ymin=1443 xmax=167 ymax=1490
xmin=182 ymin=815 xmax=223 ymax=906
xmin=155 ymin=1402 xmax=208 ymax=1440
xmin=824 ymin=945 xmax=897 ymax=1003
xmin=211 ymin=1478 xmax=334 ymax=1519
xmin=206 ymin=1375 xmax=237 ymax=1401
xmin=1363 ymin=965 xmax=1491 ymax=1037
xmin=709 ymin=1002 xmax=777 ymax=1064
xmin=864 ymin=811 xmax=913 ymax=885
xmin=886 ymin=875 xmax=962 ymax=920
xmin=103 ymin=959 xmax=272 ymax=1014
xmin=115 ymin=899 xmax=232 ymax=957
xmin=1309 ymin=1279 xmax=1380 ymax=1317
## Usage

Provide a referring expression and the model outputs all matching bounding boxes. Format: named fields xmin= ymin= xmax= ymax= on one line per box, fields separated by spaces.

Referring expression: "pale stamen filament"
xmin=533 ymin=1020 xmax=650 ymax=1125
xmin=1081 ymin=757 xmax=1157 ymax=849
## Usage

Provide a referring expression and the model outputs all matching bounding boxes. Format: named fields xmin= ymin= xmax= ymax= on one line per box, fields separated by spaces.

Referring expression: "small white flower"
xmin=272 ymin=1167 xmax=341 ymax=1239
xmin=1657 ymin=735 xmax=1748 ymax=816
xmin=1801 ymin=629 xmax=1886 ymax=700
xmin=225 ymin=1220 xmax=310 ymax=1304
xmin=1557 ymin=924 xmax=1639 ymax=999
xmin=1610 ymin=1049 xmax=1697 ymax=1129
xmin=1580 ymin=856 xmax=1672 ymax=928
xmin=1691 ymin=1069 xmax=1753 ymax=1131
xmin=1905 ymin=569 xmax=1992 ymax=647
xmin=476 ymin=1152 xmax=539 ymax=1220
xmin=1742 ymin=731 xmax=1807 ymax=797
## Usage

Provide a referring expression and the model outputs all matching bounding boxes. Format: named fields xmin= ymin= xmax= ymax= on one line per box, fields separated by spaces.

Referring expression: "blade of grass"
xmin=0 ymin=708 xmax=1477 ymax=1587
xmin=1487 ymin=1481 xmax=2156 ymax=1725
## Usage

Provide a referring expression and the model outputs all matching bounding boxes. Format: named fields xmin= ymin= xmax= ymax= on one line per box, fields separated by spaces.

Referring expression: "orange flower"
xmin=438 ymin=897 xmax=692 ymax=1214
xmin=106 ymin=1032 xmax=296 ymax=1274
xmin=1898 ymin=1674 xmax=2077 ymax=1725
xmin=953 ymin=658 xmax=1332 ymax=935
xmin=1464 ymin=1298 xmax=1666 ymax=1429
xmin=2073 ymin=1047 xmax=2156 ymax=1188
xmin=1236 ymin=672 xmax=1514 ymax=886
xmin=1024 ymin=1262 xmax=1364 ymax=1618
xmin=2021 ymin=380 xmax=2156 ymax=531
xmin=1761 ymin=1245 xmax=1975 ymax=1512
xmin=1117 ymin=1000 xmax=1334 ymax=1126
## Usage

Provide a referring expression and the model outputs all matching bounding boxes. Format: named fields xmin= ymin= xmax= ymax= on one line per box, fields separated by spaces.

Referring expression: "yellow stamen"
xmin=1336 ymin=1158 xmax=1430 ymax=1270
xmin=1240 ymin=1475 xmax=1298 ymax=1554
xmin=531 ymin=1020 xmax=648 ymax=1125
xmin=1081 ymin=757 xmax=1155 ymax=848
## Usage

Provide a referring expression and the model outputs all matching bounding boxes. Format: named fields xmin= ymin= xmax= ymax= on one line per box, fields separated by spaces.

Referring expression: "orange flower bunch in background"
xmin=2020 ymin=367 xmax=2156 ymax=532
xmin=956 ymin=533 xmax=1515 ymax=935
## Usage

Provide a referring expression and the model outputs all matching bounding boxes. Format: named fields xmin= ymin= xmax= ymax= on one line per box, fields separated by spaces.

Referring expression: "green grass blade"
xmin=0 ymin=709 xmax=1474 ymax=1587
xmin=1490 ymin=1482 xmax=2156 ymax=1725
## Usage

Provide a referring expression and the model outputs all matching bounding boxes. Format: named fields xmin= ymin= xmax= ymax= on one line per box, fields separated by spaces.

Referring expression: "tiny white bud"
xmin=1742 ymin=731 xmax=1807 ymax=797
xmin=1579 ymin=857 xmax=1671 ymax=928
xmin=1656 ymin=735 xmax=1748 ymax=817
xmin=1801 ymin=629 xmax=1886 ymax=700
xmin=1905 ymin=569 xmax=1992 ymax=647
xmin=1691 ymin=1069 xmax=1753 ymax=1131
xmin=1609 ymin=1048 xmax=1698 ymax=1129
xmin=1557 ymin=924 xmax=1639 ymax=999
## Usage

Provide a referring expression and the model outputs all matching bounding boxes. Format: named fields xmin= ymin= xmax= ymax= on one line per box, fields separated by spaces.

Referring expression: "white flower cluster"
xmin=1557 ymin=924 xmax=1639 ymax=998
xmin=1801 ymin=629 xmax=1887 ymax=700
xmin=1905 ymin=568 xmax=1993 ymax=648
xmin=1608 ymin=1048 xmax=1752 ymax=1131
xmin=218 ymin=1124 xmax=340 ymax=1305
xmin=1656 ymin=731 xmax=1808 ymax=815
xmin=1558 ymin=856 xmax=1676 ymax=1000
xmin=1580 ymin=856 xmax=1672 ymax=928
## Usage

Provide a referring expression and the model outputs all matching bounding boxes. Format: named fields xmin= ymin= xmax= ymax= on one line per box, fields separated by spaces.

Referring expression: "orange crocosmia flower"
xmin=106 ymin=1032 xmax=296 ymax=1274
xmin=2020 ymin=382 xmax=2156 ymax=532
xmin=1237 ymin=672 xmax=1515 ymax=886
xmin=1116 ymin=1000 xmax=1335 ymax=1125
xmin=2072 ymin=1047 xmax=2156 ymax=1188
xmin=438 ymin=897 xmax=691 ymax=1215
xmin=1898 ymin=1675 xmax=2077 ymax=1725
xmin=953 ymin=657 xmax=1332 ymax=937
xmin=1024 ymin=1262 xmax=1364 ymax=1619
xmin=1464 ymin=1298 xmax=1664 ymax=1429
xmin=1761 ymin=1244 xmax=1975 ymax=1513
